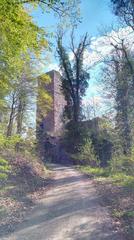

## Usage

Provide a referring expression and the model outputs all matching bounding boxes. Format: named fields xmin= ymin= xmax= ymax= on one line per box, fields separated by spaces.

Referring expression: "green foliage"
xmin=0 ymin=133 xmax=38 ymax=156
xmin=0 ymin=134 xmax=22 ymax=151
xmin=57 ymin=33 xmax=90 ymax=153
xmin=0 ymin=158 xmax=11 ymax=180
xmin=0 ymin=0 xmax=49 ymax=103
xmin=57 ymin=33 xmax=90 ymax=123
xmin=110 ymin=148 xmax=134 ymax=175
xmin=79 ymin=165 xmax=134 ymax=191
xmin=63 ymin=121 xmax=83 ymax=153
xmin=78 ymin=165 xmax=110 ymax=177
xmin=110 ymin=172 xmax=134 ymax=190
xmin=112 ymin=209 xmax=134 ymax=223
xmin=76 ymin=139 xmax=99 ymax=166
xmin=0 ymin=0 xmax=52 ymax=142
xmin=123 ymin=211 xmax=134 ymax=218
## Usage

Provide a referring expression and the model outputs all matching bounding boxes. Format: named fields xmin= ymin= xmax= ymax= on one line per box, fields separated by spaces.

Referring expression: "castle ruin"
xmin=37 ymin=70 xmax=66 ymax=137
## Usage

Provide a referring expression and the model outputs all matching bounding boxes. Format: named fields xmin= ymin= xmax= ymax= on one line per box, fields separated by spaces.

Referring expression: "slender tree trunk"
xmin=16 ymin=100 xmax=23 ymax=135
xmin=7 ymin=93 xmax=16 ymax=137
xmin=16 ymin=97 xmax=25 ymax=151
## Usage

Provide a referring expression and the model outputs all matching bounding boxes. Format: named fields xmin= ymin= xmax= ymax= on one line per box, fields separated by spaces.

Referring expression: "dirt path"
xmin=2 ymin=165 xmax=123 ymax=240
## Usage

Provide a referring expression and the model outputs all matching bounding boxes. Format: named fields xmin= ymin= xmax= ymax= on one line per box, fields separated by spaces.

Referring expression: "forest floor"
xmin=79 ymin=166 xmax=134 ymax=240
xmin=95 ymin=178 xmax=134 ymax=240
xmin=0 ymin=154 xmax=53 ymax=238
xmin=0 ymin=164 xmax=124 ymax=240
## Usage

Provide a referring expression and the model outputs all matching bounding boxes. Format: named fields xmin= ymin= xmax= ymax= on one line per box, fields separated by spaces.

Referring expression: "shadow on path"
xmin=1 ymin=164 xmax=124 ymax=240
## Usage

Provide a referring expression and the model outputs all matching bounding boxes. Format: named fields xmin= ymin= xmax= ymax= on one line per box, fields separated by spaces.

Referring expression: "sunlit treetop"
xmin=0 ymin=0 xmax=49 ymax=94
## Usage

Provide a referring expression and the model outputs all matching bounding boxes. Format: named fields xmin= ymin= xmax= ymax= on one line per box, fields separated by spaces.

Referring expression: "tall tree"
xmin=114 ymin=56 xmax=132 ymax=154
xmin=0 ymin=0 xmax=48 ymax=102
xmin=57 ymin=32 xmax=90 ymax=153
xmin=6 ymin=63 xmax=35 ymax=137
xmin=101 ymin=44 xmax=133 ymax=154
xmin=0 ymin=0 xmax=51 ymax=141
xmin=111 ymin=0 xmax=134 ymax=30
xmin=57 ymin=32 xmax=90 ymax=124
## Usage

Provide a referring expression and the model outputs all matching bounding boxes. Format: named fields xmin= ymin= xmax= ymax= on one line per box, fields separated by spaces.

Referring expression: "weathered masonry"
xmin=37 ymin=70 xmax=66 ymax=137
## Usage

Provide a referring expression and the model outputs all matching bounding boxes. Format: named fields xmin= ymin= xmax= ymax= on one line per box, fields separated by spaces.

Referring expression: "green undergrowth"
xmin=0 ymin=158 xmax=11 ymax=181
xmin=78 ymin=165 xmax=134 ymax=191
xmin=113 ymin=210 xmax=134 ymax=219
xmin=0 ymin=152 xmax=50 ymax=235
xmin=78 ymin=165 xmax=109 ymax=177
xmin=78 ymin=165 xmax=134 ymax=239
xmin=110 ymin=173 xmax=134 ymax=190
xmin=0 ymin=152 xmax=50 ymax=198
xmin=0 ymin=206 xmax=8 ymax=218
xmin=75 ymin=139 xmax=134 ymax=240
xmin=113 ymin=209 xmax=134 ymax=238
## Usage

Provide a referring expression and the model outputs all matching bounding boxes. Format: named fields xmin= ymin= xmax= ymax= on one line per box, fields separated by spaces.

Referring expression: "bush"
xmin=0 ymin=158 xmax=11 ymax=181
xmin=73 ymin=139 xmax=99 ymax=166
xmin=79 ymin=165 xmax=110 ymax=177
xmin=110 ymin=152 xmax=134 ymax=175
xmin=0 ymin=134 xmax=22 ymax=151
xmin=0 ymin=133 xmax=36 ymax=156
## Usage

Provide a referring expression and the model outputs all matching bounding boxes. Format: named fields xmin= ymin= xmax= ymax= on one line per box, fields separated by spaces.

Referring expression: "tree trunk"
xmin=115 ymin=60 xmax=132 ymax=155
xmin=16 ymin=97 xmax=25 ymax=151
xmin=7 ymin=93 xmax=16 ymax=137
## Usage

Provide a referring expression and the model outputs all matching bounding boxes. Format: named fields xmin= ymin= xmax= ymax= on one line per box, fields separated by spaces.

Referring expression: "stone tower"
xmin=37 ymin=70 xmax=66 ymax=137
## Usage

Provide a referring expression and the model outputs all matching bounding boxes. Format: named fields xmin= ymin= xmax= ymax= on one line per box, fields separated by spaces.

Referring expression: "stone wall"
xmin=53 ymin=71 xmax=66 ymax=135
xmin=37 ymin=70 xmax=66 ymax=136
xmin=42 ymin=71 xmax=54 ymax=133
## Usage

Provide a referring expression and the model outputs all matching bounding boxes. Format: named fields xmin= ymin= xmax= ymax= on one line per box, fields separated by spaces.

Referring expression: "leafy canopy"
xmin=0 ymin=0 xmax=48 ymax=97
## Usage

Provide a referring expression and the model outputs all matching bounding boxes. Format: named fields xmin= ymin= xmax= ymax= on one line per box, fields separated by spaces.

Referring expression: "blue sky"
xmin=31 ymin=0 xmax=117 ymax=112
xmin=32 ymin=0 xmax=116 ymax=37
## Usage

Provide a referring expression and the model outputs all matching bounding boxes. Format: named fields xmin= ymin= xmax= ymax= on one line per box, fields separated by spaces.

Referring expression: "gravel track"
xmin=2 ymin=164 xmax=124 ymax=240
